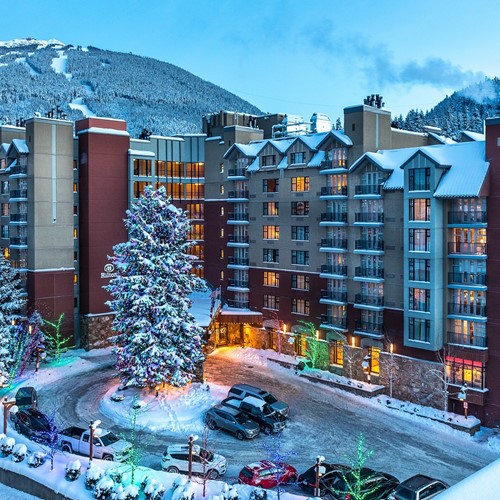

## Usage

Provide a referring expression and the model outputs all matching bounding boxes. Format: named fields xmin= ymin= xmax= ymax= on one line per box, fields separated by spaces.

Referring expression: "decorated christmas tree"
xmin=0 ymin=251 xmax=26 ymax=384
xmin=105 ymin=185 xmax=206 ymax=388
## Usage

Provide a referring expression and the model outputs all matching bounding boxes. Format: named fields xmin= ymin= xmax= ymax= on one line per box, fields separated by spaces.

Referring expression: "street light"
xmin=89 ymin=419 xmax=101 ymax=462
xmin=188 ymin=434 xmax=199 ymax=480
xmin=3 ymin=398 xmax=18 ymax=434
xmin=458 ymin=383 xmax=468 ymax=419
xmin=362 ymin=354 xmax=371 ymax=384
xmin=315 ymin=455 xmax=326 ymax=497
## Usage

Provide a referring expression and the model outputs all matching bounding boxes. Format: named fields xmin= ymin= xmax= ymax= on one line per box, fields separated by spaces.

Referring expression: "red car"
xmin=238 ymin=460 xmax=297 ymax=489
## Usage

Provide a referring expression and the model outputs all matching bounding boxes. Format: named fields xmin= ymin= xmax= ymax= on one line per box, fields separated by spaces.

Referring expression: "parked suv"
xmin=161 ymin=443 xmax=227 ymax=479
xmin=387 ymin=474 xmax=449 ymax=500
xmin=205 ymin=404 xmax=260 ymax=440
xmin=221 ymin=396 xmax=286 ymax=434
xmin=12 ymin=408 xmax=56 ymax=445
xmin=228 ymin=384 xmax=290 ymax=417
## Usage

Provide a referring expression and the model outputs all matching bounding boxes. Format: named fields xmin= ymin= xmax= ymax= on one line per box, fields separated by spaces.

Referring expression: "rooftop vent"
xmin=364 ymin=94 xmax=384 ymax=109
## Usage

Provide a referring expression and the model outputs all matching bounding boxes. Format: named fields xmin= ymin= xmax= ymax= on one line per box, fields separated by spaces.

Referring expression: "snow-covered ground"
xmin=69 ymin=98 xmax=95 ymax=117
xmin=51 ymin=50 xmax=72 ymax=80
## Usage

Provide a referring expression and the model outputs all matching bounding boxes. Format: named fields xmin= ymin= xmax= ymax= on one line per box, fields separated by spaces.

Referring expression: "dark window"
xmin=292 ymin=250 xmax=309 ymax=265
xmin=409 ymin=258 xmax=430 ymax=282
xmin=291 ymin=201 xmax=309 ymax=216
xmin=263 ymin=249 xmax=279 ymax=263
xmin=409 ymin=167 xmax=431 ymax=191
xmin=409 ymin=229 xmax=430 ymax=252
xmin=291 ymin=226 xmax=309 ymax=241
xmin=408 ymin=317 xmax=430 ymax=342
xmin=263 ymin=178 xmax=279 ymax=192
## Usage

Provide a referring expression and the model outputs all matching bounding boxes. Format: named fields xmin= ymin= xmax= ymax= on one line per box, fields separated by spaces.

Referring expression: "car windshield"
xmin=263 ymin=394 xmax=278 ymax=404
xmin=234 ymin=413 xmax=249 ymax=424
xmin=262 ymin=405 xmax=275 ymax=416
xmin=100 ymin=432 xmax=120 ymax=446
xmin=200 ymin=448 xmax=214 ymax=462
xmin=241 ymin=467 xmax=254 ymax=479
xmin=30 ymin=414 xmax=50 ymax=431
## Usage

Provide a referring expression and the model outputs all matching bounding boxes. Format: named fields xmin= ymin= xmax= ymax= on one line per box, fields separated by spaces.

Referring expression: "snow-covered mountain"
xmin=0 ymin=38 xmax=262 ymax=137
xmin=393 ymin=78 xmax=500 ymax=139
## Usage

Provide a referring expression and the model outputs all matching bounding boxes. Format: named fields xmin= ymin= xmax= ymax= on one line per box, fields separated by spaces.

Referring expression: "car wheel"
xmin=207 ymin=419 xmax=217 ymax=430
xmin=235 ymin=431 xmax=245 ymax=440
xmin=207 ymin=469 xmax=219 ymax=480
xmin=264 ymin=425 xmax=273 ymax=435
xmin=166 ymin=466 xmax=179 ymax=473
xmin=61 ymin=444 xmax=72 ymax=454
xmin=102 ymin=455 xmax=113 ymax=461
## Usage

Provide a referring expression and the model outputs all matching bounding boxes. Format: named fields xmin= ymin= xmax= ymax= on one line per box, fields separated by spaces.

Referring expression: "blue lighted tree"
xmin=105 ymin=185 xmax=206 ymax=389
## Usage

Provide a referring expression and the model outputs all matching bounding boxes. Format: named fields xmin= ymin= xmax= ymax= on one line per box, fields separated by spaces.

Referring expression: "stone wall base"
xmin=80 ymin=314 xmax=115 ymax=350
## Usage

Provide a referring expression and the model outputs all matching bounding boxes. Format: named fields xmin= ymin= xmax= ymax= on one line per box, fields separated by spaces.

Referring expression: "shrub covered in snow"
xmin=249 ymin=486 xmax=267 ymax=500
xmin=107 ymin=468 xmax=125 ymax=484
xmin=145 ymin=480 xmax=166 ymax=500
xmin=94 ymin=476 xmax=115 ymax=499
xmin=28 ymin=451 xmax=46 ymax=468
xmin=86 ymin=463 xmax=105 ymax=490
xmin=172 ymin=475 xmax=188 ymax=490
xmin=65 ymin=459 xmax=82 ymax=481
xmin=0 ymin=436 xmax=15 ymax=456
xmin=11 ymin=443 xmax=27 ymax=463
xmin=221 ymin=484 xmax=239 ymax=500
xmin=171 ymin=481 xmax=193 ymax=500
xmin=122 ymin=484 xmax=139 ymax=500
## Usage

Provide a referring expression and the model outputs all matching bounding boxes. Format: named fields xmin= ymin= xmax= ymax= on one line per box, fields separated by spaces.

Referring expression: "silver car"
xmin=205 ymin=404 xmax=260 ymax=440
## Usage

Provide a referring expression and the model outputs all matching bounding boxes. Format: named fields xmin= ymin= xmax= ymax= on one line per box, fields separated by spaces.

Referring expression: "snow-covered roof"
xmin=308 ymin=150 xmax=325 ymax=167
xmin=223 ymin=142 xmax=265 ymax=159
xmin=1 ymin=143 xmax=9 ymax=154
xmin=269 ymin=138 xmax=296 ymax=154
xmin=128 ymin=149 xmax=155 ymax=157
xmin=351 ymin=148 xmax=417 ymax=174
xmin=428 ymin=132 xmax=456 ymax=145
xmin=76 ymin=127 xmax=130 ymax=137
xmin=276 ymin=156 xmax=287 ymax=170
xmin=247 ymin=157 xmax=260 ymax=173
xmin=461 ymin=130 xmax=485 ymax=142
xmin=11 ymin=138 xmax=29 ymax=154
xmin=297 ymin=131 xmax=329 ymax=150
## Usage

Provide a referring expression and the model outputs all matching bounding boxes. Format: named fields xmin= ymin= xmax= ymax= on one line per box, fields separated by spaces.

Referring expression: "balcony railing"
xmin=448 ymin=211 xmax=487 ymax=224
xmin=355 ymin=320 xmax=384 ymax=335
xmin=321 ymin=264 xmax=347 ymax=276
xmin=228 ymin=235 xmax=249 ymax=244
xmin=321 ymin=238 xmax=348 ymax=250
xmin=320 ymin=160 xmax=347 ymax=170
xmin=355 ymin=267 xmax=384 ymax=279
xmin=448 ymin=242 xmax=487 ymax=255
xmin=227 ymin=279 xmax=249 ymax=288
xmin=9 ymin=189 xmax=28 ymax=199
xmin=226 ymin=299 xmax=249 ymax=309
xmin=10 ymin=237 xmax=27 ymax=246
xmin=448 ymin=272 xmax=486 ymax=286
xmin=228 ymin=190 xmax=249 ymax=199
xmin=320 ymin=314 xmax=347 ymax=329
xmin=448 ymin=302 xmax=486 ymax=317
xmin=321 ymin=290 xmax=347 ymax=302
xmin=447 ymin=331 xmax=487 ymax=348
xmin=355 ymin=212 xmax=384 ymax=223
xmin=9 ymin=165 xmax=27 ymax=176
xmin=355 ymin=184 xmax=381 ymax=195
xmin=320 ymin=212 xmax=347 ymax=223
xmin=321 ymin=186 xmax=347 ymax=196
xmin=355 ymin=240 xmax=384 ymax=251
xmin=228 ymin=257 xmax=249 ymax=266
xmin=228 ymin=168 xmax=246 ymax=177
xmin=355 ymin=293 xmax=384 ymax=307
xmin=10 ymin=259 xmax=28 ymax=269
xmin=10 ymin=213 xmax=28 ymax=222
xmin=228 ymin=213 xmax=249 ymax=221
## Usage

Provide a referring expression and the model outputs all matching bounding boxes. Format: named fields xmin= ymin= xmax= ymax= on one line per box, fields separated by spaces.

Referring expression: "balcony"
xmin=321 ymin=290 xmax=347 ymax=303
xmin=355 ymin=240 xmax=384 ymax=251
xmin=226 ymin=299 xmax=250 ymax=309
xmin=355 ymin=267 xmax=384 ymax=279
xmin=8 ymin=165 xmax=27 ymax=176
xmin=10 ymin=237 xmax=27 ymax=247
xmin=320 ymin=314 xmax=347 ymax=330
xmin=320 ymin=264 xmax=347 ymax=276
xmin=448 ymin=302 xmax=486 ymax=317
xmin=227 ymin=213 xmax=249 ymax=222
xmin=355 ymin=212 xmax=384 ymax=224
xmin=10 ymin=213 xmax=28 ymax=223
xmin=447 ymin=331 xmax=487 ymax=348
xmin=355 ymin=320 xmax=384 ymax=337
xmin=448 ymin=272 xmax=486 ymax=286
xmin=227 ymin=256 xmax=249 ymax=266
xmin=227 ymin=168 xmax=246 ymax=177
xmin=448 ymin=211 xmax=487 ymax=225
xmin=355 ymin=184 xmax=381 ymax=196
xmin=10 ymin=259 xmax=28 ymax=270
xmin=320 ymin=159 xmax=347 ymax=170
xmin=321 ymin=186 xmax=347 ymax=197
xmin=227 ymin=190 xmax=249 ymax=199
xmin=320 ymin=238 xmax=348 ymax=250
xmin=227 ymin=235 xmax=249 ymax=244
xmin=448 ymin=242 xmax=487 ymax=256
xmin=320 ymin=212 xmax=347 ymax=223
xmin=227 ymin=278 xmax=249 ymax=288
xmin=9 ymin=189 xmax=28 ymax=199
xmin=355 ymin=293 xmax=384 ymax=307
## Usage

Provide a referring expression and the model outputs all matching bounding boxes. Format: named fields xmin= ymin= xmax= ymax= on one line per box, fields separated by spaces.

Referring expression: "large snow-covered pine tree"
xmin=0 ymin=251 xmax=26 ymax=384
xmin=105 ymin=185 xmax=206 ymax=388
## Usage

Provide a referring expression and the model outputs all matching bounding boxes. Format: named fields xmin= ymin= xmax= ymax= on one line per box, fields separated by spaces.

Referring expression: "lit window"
xmin=220 ymin=228 xmax=224 ymax=238
xmin=263 ymin=225 xmax=279 ymax=239
xmin=220 ymin=270 xmax=224 ymax=280
xmin=263 ymin=202 xmax=279 ymax=216
xmin=263 ymin=295 xmax=279 ymax=310
xmin=220 ymin=163 xmax=224 ymax=173
xmin=73 ymin=182 xmax=77 ymax=193
xmin=220 ymin=249 xmax=224 ymax=259
xmin=291 ymin=177 xmax=309 ymax=192
xmin=291 ymin=201 xmax=309 ymax=216
xmin=220 ymin=185 xmax=225 ymax=195
xmin=220 ymin=206 xmax=225 ymax=216
xmin=292 ymin=298 xmax=310 ymax=315
xmin=263 ymin=271 xmax=279 ymax=287
xmin=73 ymin=228 xmax=77 ymax=239
xmin=409 ymin=198 xmax=431 ymax=221
xmin=73 ymin=273 xmax=78 ymax=284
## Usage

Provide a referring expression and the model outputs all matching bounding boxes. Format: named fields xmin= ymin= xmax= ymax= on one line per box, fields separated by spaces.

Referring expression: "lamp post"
xmin=35 ymin=346 xmax=46 ymax=372
xmin=458 ymin=383 xmax=468 ymax=419
xmin=3 ymin=398 xmax=18 ymax=434
xmin=314 ymin=455 xmax=326 ymax=497
xmin=89 ymin=419 xmax=101 ymax=462
xmin=362 ymin=354 xmax=372 ymax=384
xmin=188 ymin=434 xmax=199 ymax=480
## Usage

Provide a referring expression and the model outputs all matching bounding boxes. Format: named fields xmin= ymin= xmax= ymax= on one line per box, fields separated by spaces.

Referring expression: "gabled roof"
xmin=268 ymin=138 xmax=295 ymax=154
xmin=428 ymin=132 xmax=456 ymax=145
xmin=350 ymin=147 xmax=417 ymax=174
xmin=8 ymin=138 xmax=29 ymax=156
xmin=316 ymin=130 xmax=353 ymax=149
xmin=461 ymin=130 xmax=485 ymax=142
xmin=223 ymin=142 xmax=266 ymax=159
xmin=308 ymin=150 xmax=325 ymax=167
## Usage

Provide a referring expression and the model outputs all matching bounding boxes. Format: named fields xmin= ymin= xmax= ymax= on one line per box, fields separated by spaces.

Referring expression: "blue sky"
xmin=6 ymin=0 xmax=500 ymax=123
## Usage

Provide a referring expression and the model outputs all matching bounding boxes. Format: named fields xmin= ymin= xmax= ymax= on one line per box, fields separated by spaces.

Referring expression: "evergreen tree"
xmin=0 ymin=251 xmax=25 ymax=384
xmin=105 ymin=185 xmax=206 ymax=388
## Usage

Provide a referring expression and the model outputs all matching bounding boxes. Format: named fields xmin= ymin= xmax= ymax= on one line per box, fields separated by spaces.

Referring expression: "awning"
xmin=217 ymin=308 xmax=263 ymax=326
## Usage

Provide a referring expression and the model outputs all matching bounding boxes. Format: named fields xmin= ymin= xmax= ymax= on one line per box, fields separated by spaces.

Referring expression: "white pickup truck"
xmin=58 ymin=426 xmax=132 ymax=462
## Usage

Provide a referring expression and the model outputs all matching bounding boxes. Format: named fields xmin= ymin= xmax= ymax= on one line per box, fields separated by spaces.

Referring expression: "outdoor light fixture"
xmin=315 ymin=455 xmax=326 ymax=497
xmin=3 ymin=398 xmax=18 ymax=434
xmin=188 ymin=434 xmax=199 ymax=479
xmin=458 ymin=383 xmax=468 ymax=419
xmin=89 ymin=419 xmax=101 ymax=462
xmin=362 ymin=354 xmax=372 ymax=384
